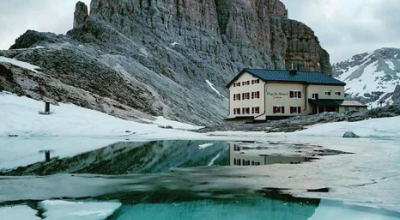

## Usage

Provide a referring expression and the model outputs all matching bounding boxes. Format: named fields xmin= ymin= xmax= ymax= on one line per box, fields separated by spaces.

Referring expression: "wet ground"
xmin=0 ymin=139 xmax=399 ymax=220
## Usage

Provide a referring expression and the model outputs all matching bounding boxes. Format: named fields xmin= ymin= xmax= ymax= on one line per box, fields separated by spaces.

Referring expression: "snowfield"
xmin=1 ymin=92 xmax=400 ymax=216
xmin=0 ymin=92 xmax=200 ymax=138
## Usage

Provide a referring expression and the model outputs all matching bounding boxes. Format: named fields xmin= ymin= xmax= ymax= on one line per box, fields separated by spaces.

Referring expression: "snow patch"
xmin=0 ymin=56 xmax=41 ymax=72
xmin=199 ymin=143 xmax=214 ymax=149
xmin=170 ymin=42 xmax=181 ymax=47
xmin=208 ymin=152 xmax=221 ymax=166
xmin=206 ymin=80 xmax=227 ymax=99
xmin=385 ymin=60 xmax=395 ymax=70
xmin=151 ymin=116 xmax=203 ymax=130
xmin=39 ymin=200 xmax=121 ymax=220
xmin=0 ymin=205 xmax=40 ymax=220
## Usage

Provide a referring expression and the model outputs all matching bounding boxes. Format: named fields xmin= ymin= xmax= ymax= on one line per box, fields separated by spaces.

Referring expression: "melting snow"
xmin=0 ymin=205 xmax=40 ymax=220
xmin=39 ymin=200 xmax=121 ymax=220
xmin=0 ymin=56 xmax=41 ymax=72
xmin=206 ymin=80 xmax=227 ymax=99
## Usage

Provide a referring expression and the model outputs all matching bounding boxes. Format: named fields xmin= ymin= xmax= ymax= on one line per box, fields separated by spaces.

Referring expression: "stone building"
xmin=226 ymin=69 xmax=361 ymax=121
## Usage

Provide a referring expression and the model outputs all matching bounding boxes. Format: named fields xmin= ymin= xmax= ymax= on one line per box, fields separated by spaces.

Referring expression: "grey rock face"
xmin=73 ymin=1 xmax=89 ymax=29
xmin=343 ymin=131 xmax=359 ymax=138
xmin=0 ymin=0 xmax=332 ymax=126
xmin=333 ymin=48 xmax=400 ymax=107
xmin=393 ymin=85 xmax=400 ymax=105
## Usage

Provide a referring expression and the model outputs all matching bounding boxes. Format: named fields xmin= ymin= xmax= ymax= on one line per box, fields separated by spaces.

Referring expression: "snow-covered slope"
xmin=0 ymin=92 xmax=201 ymax=138
xmin=332 ymin=48 xmax=400 ymax=107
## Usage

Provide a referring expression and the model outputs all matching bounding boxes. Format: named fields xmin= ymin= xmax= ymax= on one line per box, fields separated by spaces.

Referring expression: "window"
xmin=242 ymin=108 xmax=250 ymax=114
xmin=335 ymin=92 xmax=342 ymax=96
xmin=252 ymin=107 xmax=260 ymax=114
xmin=252 ymin=91 xmax=260 ymax=99
xmin=234 ymin=94 xmax=241 ymax=101
xmin=252 ymin=79 xmax=260 ymax=84
xmin=242 ymin=93 xmax=250 ymax=100
xmin=356 ymin=107 xmax=360 ymax=111
xmin=344 ymin=106 xmax=349 ymax=112
xmin=290 ymin=106 xmax=302 ymax=114
xmin=273 ymin=106 xmax=285 ymax=114
xmin=325 ymin=91 xmax=331 ymax=96
xmin=290 ymin=91 xmax=302 ymax=98
xmin=312 ymin=93 xmax=319 ymax=99
xmin=242 ymin=81 xmax=250 ymax=86
xmin=234 ymin=108 xmax=241 ymax=115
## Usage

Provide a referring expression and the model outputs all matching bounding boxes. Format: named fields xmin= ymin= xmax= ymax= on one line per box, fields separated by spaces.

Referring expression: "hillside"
xmin=333 ymin=48 xmax=400 ymax=107
xmin=0 ymin=0 xmax=332 ymax=125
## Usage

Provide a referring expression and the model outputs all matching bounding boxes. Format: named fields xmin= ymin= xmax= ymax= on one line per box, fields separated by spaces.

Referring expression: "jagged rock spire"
xmin=73 ymin=1 xmax=89 ymax=29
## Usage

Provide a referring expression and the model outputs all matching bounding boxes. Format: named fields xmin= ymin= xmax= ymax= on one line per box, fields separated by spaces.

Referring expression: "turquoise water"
xmin=106 ymin=197 xmax=400 ymax=220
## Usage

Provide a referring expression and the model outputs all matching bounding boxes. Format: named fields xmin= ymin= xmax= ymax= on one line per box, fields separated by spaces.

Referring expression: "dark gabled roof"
xmin=226 ymin=69 xmax=346 ymax=88
xmin=309 ymin=99 xmax=343 ymax=107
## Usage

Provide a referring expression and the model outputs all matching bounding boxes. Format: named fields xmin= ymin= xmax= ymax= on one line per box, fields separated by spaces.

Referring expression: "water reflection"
xmin=7 ymin=141 xmax=342 ymax=176
xmin=7 ymin=141 xmax=229 ymax=176
xmin=229 ymin=143 xmax=316 ymax=166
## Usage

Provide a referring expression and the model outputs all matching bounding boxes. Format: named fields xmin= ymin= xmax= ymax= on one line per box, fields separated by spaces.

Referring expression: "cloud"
xmin=0 ymin=0 xmax=91 ymax=50
xmin=281 ymin=0 xmax=400 ymax=62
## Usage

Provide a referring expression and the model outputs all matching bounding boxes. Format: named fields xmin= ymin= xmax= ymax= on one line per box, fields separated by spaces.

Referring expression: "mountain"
xmin=333 ymin=48 xmax=400 ymax=107
xmin=0 ymin=0 xmax=332 ymax=126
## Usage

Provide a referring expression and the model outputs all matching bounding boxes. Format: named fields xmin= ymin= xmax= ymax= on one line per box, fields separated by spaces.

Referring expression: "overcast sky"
xmin=0 ymin=0 xmax=399 ymax=63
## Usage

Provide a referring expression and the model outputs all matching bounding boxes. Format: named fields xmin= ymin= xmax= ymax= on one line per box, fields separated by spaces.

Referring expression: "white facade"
xmin=228 ymin=71 xmax=346 ymax=120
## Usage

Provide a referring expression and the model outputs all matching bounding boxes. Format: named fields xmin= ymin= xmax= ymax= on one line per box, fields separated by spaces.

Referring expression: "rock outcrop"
xmin=0 ymin=0 xmax=332 ymax=125
xmin=73 ymin=1 xmax=89 ymax=29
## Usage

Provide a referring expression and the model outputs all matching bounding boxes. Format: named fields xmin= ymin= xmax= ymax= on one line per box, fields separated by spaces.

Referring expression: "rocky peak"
xmin=333 ymin=48 xmax=400 ymax=107
xmin=74 ymin=1 xmax=89 ymax=29
xmin=2 ymin=0 xmax=333 ymax=126
xmin=81 ymin=0 xmax=331 ymax=74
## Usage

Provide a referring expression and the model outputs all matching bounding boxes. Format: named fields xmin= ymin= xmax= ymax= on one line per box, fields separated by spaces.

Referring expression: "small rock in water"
xmin=158 ymin=125 xmax=166 ymax=129
xmin=165 ymin=125 xmax=173 ymax=129
xmin=343 ymin=131 xmax=360 ymax=138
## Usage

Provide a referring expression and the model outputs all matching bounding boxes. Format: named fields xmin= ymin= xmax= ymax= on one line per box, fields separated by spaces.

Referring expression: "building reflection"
xmin=229 ymin=143 xmax=313 ymax=166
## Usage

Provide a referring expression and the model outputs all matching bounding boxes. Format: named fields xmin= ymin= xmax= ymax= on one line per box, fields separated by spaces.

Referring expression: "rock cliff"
xmin=0 ymin=0 xmax=332 ymax=125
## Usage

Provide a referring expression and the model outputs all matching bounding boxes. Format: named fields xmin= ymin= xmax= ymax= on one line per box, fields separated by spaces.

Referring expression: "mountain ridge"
xmin=333 ymin=47 xmax=400 ymax=107
xmin=0 ymin=0 xmax=332 ymax=125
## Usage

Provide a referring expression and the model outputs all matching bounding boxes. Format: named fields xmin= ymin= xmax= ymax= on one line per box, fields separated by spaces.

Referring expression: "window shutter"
xmin=298 ymin=92 xmax=302 ymax=98
xmin=298 ymin=107 xmax=301 ymax=113
xmin=290 ymin=91 xmax=293 ymax=98
xmin=252 ymin=92 xmax=254 ymax=99
xmin=242 ymin=93 xmax=244 ymax=100
xmin=282 ymin=107 xmax=285 ymax=114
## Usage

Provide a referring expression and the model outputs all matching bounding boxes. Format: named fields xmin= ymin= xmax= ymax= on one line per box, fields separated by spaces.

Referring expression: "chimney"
xmin=290 ymin=62 xmax=297 ymax=75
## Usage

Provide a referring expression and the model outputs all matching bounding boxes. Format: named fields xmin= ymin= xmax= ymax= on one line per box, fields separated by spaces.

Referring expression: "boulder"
xmin=343 ymin=131 xmax=360 ymax=138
